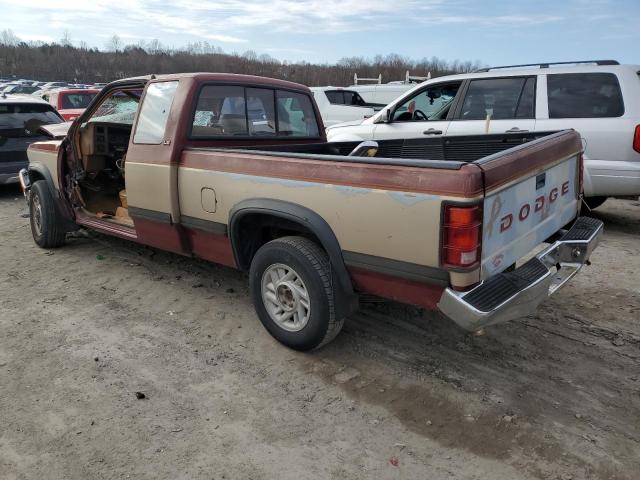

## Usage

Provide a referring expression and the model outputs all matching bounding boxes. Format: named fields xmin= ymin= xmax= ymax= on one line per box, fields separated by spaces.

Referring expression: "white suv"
xmin=326 ymin=61 xmax=640 ymax=208
xmin=310 ymin=87 xmax=376 ymax=127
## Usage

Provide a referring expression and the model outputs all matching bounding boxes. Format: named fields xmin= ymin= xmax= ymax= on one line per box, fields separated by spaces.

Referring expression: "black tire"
xmin=249 ymin=236 xmax=344 ymax=351
xmin=29 ymin=180 xmax=66 ymax=248
xmin=582 ymin=196 xmax=607 ymax=212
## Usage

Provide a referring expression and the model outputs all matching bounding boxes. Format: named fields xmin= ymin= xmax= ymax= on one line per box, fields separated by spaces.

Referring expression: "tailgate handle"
xmin=506 ymin=127 xmax=529 ymax=133
xmin=423 ymin=129 xmax=443 ymax=135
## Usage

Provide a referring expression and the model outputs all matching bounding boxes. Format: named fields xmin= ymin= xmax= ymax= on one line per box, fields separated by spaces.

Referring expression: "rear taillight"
xmin=634 ymin=125 xmax=640 ymax=154
xmin=441 ymin=204 xmax=482 ymax=269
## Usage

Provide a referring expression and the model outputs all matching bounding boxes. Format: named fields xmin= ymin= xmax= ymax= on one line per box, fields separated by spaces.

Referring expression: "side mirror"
xmin=348 ymin=140 xmax=379 ymax=157
xmin=373 ymin=108 xmax=391 ymax=124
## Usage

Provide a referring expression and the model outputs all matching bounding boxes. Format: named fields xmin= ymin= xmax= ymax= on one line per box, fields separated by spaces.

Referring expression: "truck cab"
xmin=30 ymin=74 xmax=325 ymax=250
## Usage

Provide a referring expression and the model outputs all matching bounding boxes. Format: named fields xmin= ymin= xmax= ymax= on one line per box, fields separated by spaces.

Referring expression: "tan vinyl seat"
xmin=219 ymin=114 xmax=247 ymax=135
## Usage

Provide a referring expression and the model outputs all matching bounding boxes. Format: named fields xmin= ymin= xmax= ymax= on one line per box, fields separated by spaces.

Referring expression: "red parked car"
xmin=43 ymin=89 xmax=99 ymax=121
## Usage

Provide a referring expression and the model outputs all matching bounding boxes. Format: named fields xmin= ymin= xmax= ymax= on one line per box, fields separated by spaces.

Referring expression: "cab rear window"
xmin=191 ymin=86 xmax=320 ymax=138
xmin=547 ymin=73 xmax=624 ymax=118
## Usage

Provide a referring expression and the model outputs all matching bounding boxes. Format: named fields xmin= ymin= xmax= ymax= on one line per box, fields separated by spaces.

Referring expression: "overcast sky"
xmin=0 ymin=0 xmax=637 ymax=66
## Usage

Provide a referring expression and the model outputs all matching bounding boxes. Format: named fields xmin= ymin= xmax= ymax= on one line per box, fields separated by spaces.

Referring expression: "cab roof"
xmin=114 ymin=72 xmax=311 ymax=93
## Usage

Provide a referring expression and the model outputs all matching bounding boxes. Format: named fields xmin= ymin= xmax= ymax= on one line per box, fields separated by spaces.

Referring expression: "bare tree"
xmin=60 ymin=30 xmax=72 ymax=47
xmin=106 ymin=35 xmax=122 ymax=52
xmin=0 ymin=29 xmax=19 ymax=46
xmin=0 ymin=31 xmax=478 ymax=85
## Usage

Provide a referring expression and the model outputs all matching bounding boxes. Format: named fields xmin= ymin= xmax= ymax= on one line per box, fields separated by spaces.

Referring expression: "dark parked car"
xmin=0 ymin=94 xmax=64 ymax=184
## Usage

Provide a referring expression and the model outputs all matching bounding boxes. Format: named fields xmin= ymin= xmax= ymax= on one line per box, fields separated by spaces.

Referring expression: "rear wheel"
xmin=249 ymin=236 xmax=344 ymax=351
xmin=29 ymin=180 xmax=66 ymax=248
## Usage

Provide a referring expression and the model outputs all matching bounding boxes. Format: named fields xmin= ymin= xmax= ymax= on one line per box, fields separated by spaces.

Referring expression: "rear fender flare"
xmin=229 ymin=198 xmax=354 ymax=296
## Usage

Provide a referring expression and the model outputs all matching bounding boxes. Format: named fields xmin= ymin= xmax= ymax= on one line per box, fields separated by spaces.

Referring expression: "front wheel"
xmin=249 ymin=236 xmax=344 ymax=351
xmin=29 ymin=180 xmax=66 ymax=248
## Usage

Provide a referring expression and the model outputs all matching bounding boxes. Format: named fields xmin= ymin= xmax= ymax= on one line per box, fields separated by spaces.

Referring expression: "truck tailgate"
xmin=478 ymin=131 xmax=582 ymax=279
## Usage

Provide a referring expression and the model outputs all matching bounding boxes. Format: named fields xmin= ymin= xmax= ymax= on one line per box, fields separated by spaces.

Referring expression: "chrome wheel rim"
xmin=32 ymin=192 xmax=43 ymax=237
xmin=261 ymin=263 xmax=311 ymax=332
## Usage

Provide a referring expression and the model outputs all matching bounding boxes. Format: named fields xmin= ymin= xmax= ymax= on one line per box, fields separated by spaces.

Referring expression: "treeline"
xmin=0 ymin=30 xmax=482 ymax=86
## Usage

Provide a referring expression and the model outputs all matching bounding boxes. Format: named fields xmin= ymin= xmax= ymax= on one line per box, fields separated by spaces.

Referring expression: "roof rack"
xmin=474 ymin=60 xmax=619 ymax=73
xmin=353 ymin=73 xmax=382 ymax=85
xmin=353 ymin=70 xmax=431 ymax=85
xmin=404 ymin=70 xmax=431 ymax=83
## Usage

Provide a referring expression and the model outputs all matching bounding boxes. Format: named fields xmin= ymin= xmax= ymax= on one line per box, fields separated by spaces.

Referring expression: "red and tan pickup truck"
xmin=20 ymin=73 xmax=603 ymax=350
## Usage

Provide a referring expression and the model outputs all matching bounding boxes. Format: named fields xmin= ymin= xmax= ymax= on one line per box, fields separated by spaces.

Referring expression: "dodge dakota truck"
xmin=20 ymin=73 xmax=603 ymax=351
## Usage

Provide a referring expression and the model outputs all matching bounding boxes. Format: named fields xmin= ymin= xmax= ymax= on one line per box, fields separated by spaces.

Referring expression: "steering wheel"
xmin=413 ymin=109 xmax=428 ymax=121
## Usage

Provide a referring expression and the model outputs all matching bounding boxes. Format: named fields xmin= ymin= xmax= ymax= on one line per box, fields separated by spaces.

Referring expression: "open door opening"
xmin=73 ymin=88 xmax=142 ymax=227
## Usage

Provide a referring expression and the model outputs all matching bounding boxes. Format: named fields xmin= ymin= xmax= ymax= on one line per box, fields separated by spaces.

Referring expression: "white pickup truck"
xmin=327 ymin=60 xmax=640 ymax=209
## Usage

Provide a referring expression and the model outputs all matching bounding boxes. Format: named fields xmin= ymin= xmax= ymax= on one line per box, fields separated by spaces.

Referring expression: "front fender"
xmin=26 ymin=162 xmax=78 ymax=231
xmin=27 ymin=162 xmax=56 ymax=193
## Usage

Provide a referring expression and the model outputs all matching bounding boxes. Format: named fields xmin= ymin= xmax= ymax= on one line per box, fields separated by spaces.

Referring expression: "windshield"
xmin=0 ymin=103 xmax=63 ymax=136
xmin=88 ymin=90 xmax=142 ymax=125
xmin=61 ymin=92 xmax=97 ymax=109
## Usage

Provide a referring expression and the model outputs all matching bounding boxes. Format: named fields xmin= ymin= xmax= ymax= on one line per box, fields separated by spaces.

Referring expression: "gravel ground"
xmin=1 ymin=184 xmax=639 ymax=480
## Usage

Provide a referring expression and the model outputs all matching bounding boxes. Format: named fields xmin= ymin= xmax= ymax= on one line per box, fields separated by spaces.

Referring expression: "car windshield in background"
xmin=61 ymin=92 xmax=97 ymax=109
xmin=3 ymin=85 xmax=39 ymax=94
xmin=0 ymin=103 xmax=63 ymax=136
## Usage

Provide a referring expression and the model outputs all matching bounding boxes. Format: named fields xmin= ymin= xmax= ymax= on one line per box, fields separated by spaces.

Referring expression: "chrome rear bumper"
xmin=437 ymin=216 xmax=604 ymax=331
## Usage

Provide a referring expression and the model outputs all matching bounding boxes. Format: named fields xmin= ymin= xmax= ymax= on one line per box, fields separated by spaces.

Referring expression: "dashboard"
xmin=80 ymin=122 xmax=132 ymax=157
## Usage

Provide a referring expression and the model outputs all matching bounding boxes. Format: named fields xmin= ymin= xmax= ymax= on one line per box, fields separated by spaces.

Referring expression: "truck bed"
xmin=226 ymin=130 xmax=562 ymax=164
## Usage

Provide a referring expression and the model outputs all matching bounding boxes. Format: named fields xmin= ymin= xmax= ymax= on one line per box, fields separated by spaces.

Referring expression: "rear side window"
xmin=325 ymin=90 xmax=343 ymax=104
xmin=191 ymin=86 xmax=320 ymax=138
xmin=547 ymin=73 xmax=624 ymax=118
xmin=133 ymin=81 xmax=179 ymax=144
xmin=458 ymin=77 xmax=535 ymax=120
xmin=343 ymin=91 xmax=366 ymax=106
xmin=325 ymin=90 xmax=366 ymax=106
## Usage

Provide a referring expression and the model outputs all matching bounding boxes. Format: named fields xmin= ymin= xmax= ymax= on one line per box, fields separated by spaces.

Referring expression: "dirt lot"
xmin=0 ymin=184 xmax=638 ymax=480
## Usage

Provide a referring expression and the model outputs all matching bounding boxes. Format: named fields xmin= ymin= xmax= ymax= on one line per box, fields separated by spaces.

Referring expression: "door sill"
xmin=75 ymin=209 xmax=138 ymax=240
